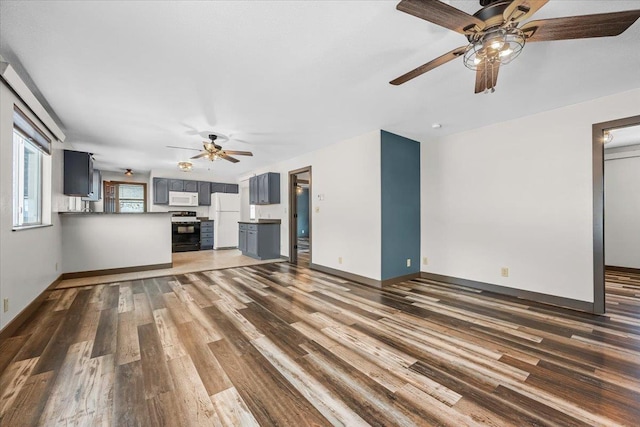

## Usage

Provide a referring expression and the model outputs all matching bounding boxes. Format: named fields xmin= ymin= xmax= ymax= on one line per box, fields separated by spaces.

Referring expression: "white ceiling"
xmin=1 ymin=1 xmax=640 ymax=178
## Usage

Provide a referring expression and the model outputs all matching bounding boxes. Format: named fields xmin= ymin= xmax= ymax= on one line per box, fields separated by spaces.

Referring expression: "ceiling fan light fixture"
xmin=124 ymin=169 xmax=133 ymax=176
xmin=463 ymin=27 xmax=525 ymax=70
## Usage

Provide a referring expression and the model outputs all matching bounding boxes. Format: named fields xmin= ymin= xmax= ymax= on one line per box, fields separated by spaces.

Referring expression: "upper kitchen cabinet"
xmin=249 ymin=176 xmax=259 ymax=205
xmin=224 ymin=183 xmax=239 ymax=194
xmin=81 ymin=169 xmax=102 ymax=202
xmin=64 ymin=150 xmax=94 ymax=196
xmin=153 ymin=178 xmax=169 ymax=204
xmin=251 ymin=172 xmax=280 ymax=205
xmin=211 ymin=182 xmax=226 ymax=194
xmin=152 ymin=177 xmax=238 ymax=205
xmin=169 ymin=179 xmax=184 ymax=192
xmin=198 ymin=181 xmax=211 ymax=206
xmin=184 ymin=180 xmax=198 ymax=192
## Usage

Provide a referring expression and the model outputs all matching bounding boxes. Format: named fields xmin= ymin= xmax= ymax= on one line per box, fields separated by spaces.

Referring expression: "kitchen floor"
xmin=56 ymin=250 xmax=284 ymax=289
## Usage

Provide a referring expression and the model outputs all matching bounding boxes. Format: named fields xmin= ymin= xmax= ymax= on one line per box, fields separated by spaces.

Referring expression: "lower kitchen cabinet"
xmin=200 ymin=220 xmax=214 ymax=250
xmin=238 ymin=222 xmax=280 ymax=260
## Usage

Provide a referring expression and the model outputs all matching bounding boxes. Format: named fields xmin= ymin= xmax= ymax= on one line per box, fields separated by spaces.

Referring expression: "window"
xmin=104 ymin=181 xmax=147 ymax=213
xmin=13 ymin=107 xmax=51 ymax=228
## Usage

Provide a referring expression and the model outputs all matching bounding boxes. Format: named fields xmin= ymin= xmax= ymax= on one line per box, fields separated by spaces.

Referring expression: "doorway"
xmin=592 ymin=114 xmax=640 ymax=314
xmin=288 ymin=166 xmax=312 ymax=267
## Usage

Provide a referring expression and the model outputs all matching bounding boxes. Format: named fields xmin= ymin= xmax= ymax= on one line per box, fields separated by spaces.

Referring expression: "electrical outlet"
xmin=423 ymin=257 xmax=428 ymax=265
xmin=406 ymin=258 xmax=411 ymax=267
xmin=338 ymin=257 xmax=343 ymax=264
xmin=501 ymin=267 xmax=509 ymax=277
xmin=3 ymin=299 xmax=8 ymax=313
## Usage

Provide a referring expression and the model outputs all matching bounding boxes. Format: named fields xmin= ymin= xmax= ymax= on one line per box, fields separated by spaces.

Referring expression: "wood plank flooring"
xmin=1 ymin=264 xmax=639 ymax=426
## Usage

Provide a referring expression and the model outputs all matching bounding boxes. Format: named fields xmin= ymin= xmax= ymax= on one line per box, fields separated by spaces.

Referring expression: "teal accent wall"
xmin=297 ymin=188 xmax=309 ymax=237
xmin=381 ymin=130 xmax=420 ymax=280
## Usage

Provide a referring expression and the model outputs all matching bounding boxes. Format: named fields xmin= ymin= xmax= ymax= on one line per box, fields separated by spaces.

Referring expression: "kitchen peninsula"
xmin=59 ymin=211 xmax=172 ymax=276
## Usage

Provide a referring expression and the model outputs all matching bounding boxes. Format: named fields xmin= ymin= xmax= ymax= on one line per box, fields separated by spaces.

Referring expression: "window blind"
xmin=13 ymin=106 xmax=51 ymax=155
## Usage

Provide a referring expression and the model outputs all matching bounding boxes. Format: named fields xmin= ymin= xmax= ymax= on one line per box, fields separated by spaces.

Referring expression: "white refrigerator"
xmin=209 ymin=193 xmax=240 ymax=249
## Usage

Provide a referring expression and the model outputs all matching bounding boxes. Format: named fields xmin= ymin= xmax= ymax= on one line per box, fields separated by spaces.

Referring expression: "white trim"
xmin=0 ymin=62 xmax=65 ymax=142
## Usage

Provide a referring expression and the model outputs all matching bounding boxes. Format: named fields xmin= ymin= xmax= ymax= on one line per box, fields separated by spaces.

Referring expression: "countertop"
xmin=58 ymin=211 xmax=171 ymax=215
xmin=238 ymin=219 xmax=282 ymax=224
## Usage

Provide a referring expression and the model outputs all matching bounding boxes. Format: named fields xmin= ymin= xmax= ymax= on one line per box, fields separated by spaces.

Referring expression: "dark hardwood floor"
xmin=1 ymin=264 xmax=639 ymax=426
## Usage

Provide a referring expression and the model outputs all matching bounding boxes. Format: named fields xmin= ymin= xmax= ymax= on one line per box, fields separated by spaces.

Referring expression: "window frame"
xmin=104 ymin=180 xmax=147 ymax=213
xmin=13 ymin=126 xmax=44 ymax=228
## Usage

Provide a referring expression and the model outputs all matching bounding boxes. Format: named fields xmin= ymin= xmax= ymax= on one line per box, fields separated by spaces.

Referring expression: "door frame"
xmin=592 ymin=114 xmax=640 ymax=314
xmin=288 ymin=166 xmax=312 ymax=264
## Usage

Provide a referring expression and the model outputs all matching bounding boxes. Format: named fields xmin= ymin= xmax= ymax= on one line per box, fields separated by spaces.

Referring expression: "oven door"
xmin=172 ymin=222 xmax=201 ymax=252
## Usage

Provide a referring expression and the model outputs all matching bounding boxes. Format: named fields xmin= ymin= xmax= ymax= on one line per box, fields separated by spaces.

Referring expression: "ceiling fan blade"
xmin=190 ymin=152 xmax=209 ymax=160
xmin=521 ymin=10 xmax=640 ymax=42
xmin=397 ymin=0 xmax=485 ymax=34
xmin=503 ymin=0 xmax=548 ymax=24
xmin=475 ymin=61 xmax=500 ymax=94
xmin=166 ymin=145 xmax=201 ymax=152
xmin=222 ymin=150 xmax=253 ymax=156
xmin=219 ymin=153 xmax=240 ymax=163
xmin=390 ymin=46 xmax=466 ymax=85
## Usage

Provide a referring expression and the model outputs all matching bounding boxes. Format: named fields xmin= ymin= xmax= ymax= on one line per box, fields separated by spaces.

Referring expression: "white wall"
xmin=422 ymin=88 xmax=640 ymax=303
xmin=605 ymin=153 xmax=640 ymax=269
xmin=0 ymin=81 xmax=64 ymax=329
xmin=61 ymin=213 xmax=172 ymax=273
xmin=244 ymin=130 xmax=382 ymax=280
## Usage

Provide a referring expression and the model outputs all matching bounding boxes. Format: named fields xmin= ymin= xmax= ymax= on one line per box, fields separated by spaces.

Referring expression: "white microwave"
xmin=169 ymin=191 xmax=199 ymax=207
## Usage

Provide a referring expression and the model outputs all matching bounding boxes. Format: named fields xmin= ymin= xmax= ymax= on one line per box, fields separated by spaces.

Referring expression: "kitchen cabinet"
xmin=249 ymin=172 xmax=280 ymax=205
xmin=238 ymin=222 xmax=280 ymax=260
xmin=153 ymin=177 xmax=239 ymax=205
xmin=64 ymin=150 xmax=94 ymax=196
xmin=82 ymin=169 xmax=102 ymax=202
xmin=249 ymin=177 xmax=259 ymax=205
xmin=153 ymin=178 xmax=169 ymax=204
xmin=184 ymin=180 xmax=198 ymax=193
xmin=200 ymin=220 xmax=214 ymax=250
xmin=169 ymin=179 xmax=184 ymax=192
xmin=238 ymin=223 xmax=248 ymax=252
xmin=211 ymin=182 xmax=226 ymax=194
xmin=224 ymin=183 xmax=239 ymax=194
xmin=198 ymin=181 xmax=211 ymax=206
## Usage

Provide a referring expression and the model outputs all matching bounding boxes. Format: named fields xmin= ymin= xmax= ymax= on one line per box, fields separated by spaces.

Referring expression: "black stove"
xmin=170 ymin=211 xmax=200 ymax=252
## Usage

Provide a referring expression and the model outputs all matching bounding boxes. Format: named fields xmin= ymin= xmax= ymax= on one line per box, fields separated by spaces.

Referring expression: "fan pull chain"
xmin=490 ymin=63 xmax=495 ymax=93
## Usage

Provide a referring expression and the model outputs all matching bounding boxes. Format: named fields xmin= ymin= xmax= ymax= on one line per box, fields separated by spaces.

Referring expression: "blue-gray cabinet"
xmin=198 ymin=181 xmax=211 ymax=206
xmin=200 ymin=220 xmax=214 ymax=250
xmin=184 ymin=180 xmax=198 ymax=193
xmin=249 ymin=177 xmax=259 ymax=205
xmin=153 ymin=178 xmax=169 ymax=204
xmin=225 ymin=183 xmax=239 ymax=194
xmin=63 ymin=150 xmax=94 ymax=196
xmin=153 ymin=178 xmax=238 ymax=205
xmin=249 ymin=172 xmax=280 ymax=205
xmin=169 ymin=179 xmax=184 ymax=192
xmin=238 ymin=222 xmax=280 ymax=259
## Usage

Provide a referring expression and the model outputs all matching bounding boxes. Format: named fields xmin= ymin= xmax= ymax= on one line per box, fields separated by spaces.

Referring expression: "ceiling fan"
xmin=390 ymin=0 xmax=640 ymax=93
xmin=169 ymin=134 xmax=253 ymax=163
